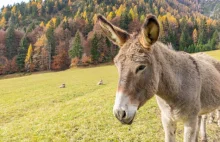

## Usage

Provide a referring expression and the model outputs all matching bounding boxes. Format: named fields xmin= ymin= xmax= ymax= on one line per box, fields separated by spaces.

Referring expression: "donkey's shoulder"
xmin=193 ymin=52 xmax=220 ymax=73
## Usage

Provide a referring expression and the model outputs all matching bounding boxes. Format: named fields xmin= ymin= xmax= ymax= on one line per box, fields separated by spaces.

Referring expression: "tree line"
xmin=0 ymin=0 xmax=219 ymax=75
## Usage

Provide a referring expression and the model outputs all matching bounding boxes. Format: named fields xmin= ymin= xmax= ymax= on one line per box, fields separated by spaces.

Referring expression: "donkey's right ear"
xmin=97 ymin=14 xmax=130 ymax=47
xmin=139 ymin=14 xmax=160 ymax=49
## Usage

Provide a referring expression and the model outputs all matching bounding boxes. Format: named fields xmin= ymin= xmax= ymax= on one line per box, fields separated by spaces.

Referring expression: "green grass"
xmin=0 ymin=50 xmax=220 ymax=141
xmin=206 ymin=49 xmax=220 ymax=60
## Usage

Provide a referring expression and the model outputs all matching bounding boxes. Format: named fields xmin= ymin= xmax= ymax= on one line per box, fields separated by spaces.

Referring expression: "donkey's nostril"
xmin=122 ymin=111 xmax=126 ymax=118
xmin=118 ymin=110 xmax=126 ymax=120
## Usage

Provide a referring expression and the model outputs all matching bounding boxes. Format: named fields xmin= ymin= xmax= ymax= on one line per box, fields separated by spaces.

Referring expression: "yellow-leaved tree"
xmin=25 ymin=44 xmax=33 ymax=71
xmin=40 ymin=21 xmax=45 ymax=28
xmin=2 ymin=7 xmax=7 ymax=15
xmin=37 ymin=2 xmax=42 ymax=16
xmin=107 ymin=12 xmax=114 ymax=21
xmin=192 ymin=29 xmax=198 ymax=44
xmin=0 ymin=17 xmax=6 ymax=28
xmin=25 ymin=44 xmax=33 ymax=63
xmin=46 ymin=18 xmax=56 ymax=29
xmin=11 ymin=6 xmax=16 ymax=14
xmin=116 ymin=4 xmax=124 ymax=17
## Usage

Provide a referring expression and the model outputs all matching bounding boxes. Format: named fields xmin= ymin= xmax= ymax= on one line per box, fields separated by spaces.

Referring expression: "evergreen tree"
xmin=32 ymin=4 xmax=38 ymax=17
xmin=120 ymin=10 xmax=131 ymax=31
xmin=46 ymin=25 xmax=56 ymax=70
xmin=211 ymin=30 xmax=219 ymax=50
xmin=5 ymin=25 xmax=16 ymax=59
xmin=105 ymin=37 xmax=113 ymax=61
xmin=198 ymin=30 xmax=205 ymax=45
xmin=9 ymin=14 xmax=16 ymax=26
xmin=56 ymin=17 xmax=61 ymax=27
xmin=198 ymin=18 xmax=208 ymax=44
xmin=69 ymin=30 xmax=83 ymax=59
xmin=16 ymin=36 xmax=29 ymax=70
xmin=179 ymin=27 xmax=193 ymax=51
xmin=91 ymin=33 xmax=100 ymax=63
xmin=179 ymin=29 xmax=187 ymax=51
xmin=62 ymin=17 xmax=69 ymax=30
xmin=27 ymin=23 xmax=36 ymax=33
xmin=84 ymin=18 xmax=93 ymax=37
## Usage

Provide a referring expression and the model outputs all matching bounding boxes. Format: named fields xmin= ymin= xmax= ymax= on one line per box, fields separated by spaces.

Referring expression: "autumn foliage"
xmin=0 ymin=0 xmax=219 ymax=75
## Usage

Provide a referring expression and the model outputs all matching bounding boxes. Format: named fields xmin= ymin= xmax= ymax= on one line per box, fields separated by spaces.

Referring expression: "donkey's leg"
xmin=208 ymin=111 xmax=215 ymax=124
xmin=217 ymin=109 xmax=220 ymax=127
xmin=200 ymin=115 xmax=207 ymax=142
xmin=161 ymin=114 xmax=176 ymax=142
xmin=184 ymin=117 xmax=198 ymax=142
xmin=196 ymin=116 xmax=201 ymax=142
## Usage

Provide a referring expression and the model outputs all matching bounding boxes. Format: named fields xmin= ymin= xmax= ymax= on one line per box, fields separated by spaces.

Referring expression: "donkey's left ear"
xmin=139 ymin=15 xmax=160 ymax=49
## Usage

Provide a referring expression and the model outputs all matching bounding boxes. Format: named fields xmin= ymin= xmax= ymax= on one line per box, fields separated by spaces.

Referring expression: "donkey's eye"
xmin=136 ymin=65 xmax=146 ymax=74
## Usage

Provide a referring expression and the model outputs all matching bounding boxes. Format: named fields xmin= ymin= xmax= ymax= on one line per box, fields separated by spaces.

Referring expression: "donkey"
xmin=97 ymin=14 xmax=220 ymax=142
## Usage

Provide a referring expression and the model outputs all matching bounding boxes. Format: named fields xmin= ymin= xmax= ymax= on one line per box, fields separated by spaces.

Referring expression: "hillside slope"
xmin=199 ymin=0 xmax=220 ymax=19
xmin=0 ymin=50 xmax=220 ymax=141
xmin=0 ymin=0 xmax=219 ymax=75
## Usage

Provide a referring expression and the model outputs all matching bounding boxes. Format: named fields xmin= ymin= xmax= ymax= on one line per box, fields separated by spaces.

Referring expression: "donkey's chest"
xmin=155 ymin=96 xmax=197 ymax=121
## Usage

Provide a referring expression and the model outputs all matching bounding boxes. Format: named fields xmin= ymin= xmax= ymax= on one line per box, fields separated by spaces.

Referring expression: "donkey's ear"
xmin=139 ymin=14 xmax=160 ymax=48
xmin=97 ymin=14 xmax=130 ymax=47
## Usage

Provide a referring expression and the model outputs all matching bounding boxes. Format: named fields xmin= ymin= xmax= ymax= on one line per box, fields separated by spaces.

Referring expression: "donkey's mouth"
xmin=121 ymin=118 xmax=134 ymax=125
xmin=119 ymin=113 xmax=136 ymax=125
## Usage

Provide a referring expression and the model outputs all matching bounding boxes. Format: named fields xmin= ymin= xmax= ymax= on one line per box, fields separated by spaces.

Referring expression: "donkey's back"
xmin=193 ymin=53 xmax=220 ymax=114
xmin=193 ymin=53 xmax=220 ymax=72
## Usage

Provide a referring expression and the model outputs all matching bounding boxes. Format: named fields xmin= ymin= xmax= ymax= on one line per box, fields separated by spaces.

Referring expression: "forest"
xmin=0 ymin=0 xmax=219 ymax=74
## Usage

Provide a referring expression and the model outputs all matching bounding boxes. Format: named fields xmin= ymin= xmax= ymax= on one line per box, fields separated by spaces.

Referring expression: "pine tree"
xmin=211 ymin=30 xmax=219 ymax=50
xmin=179 ymin=27 xmax=188 ymax=51
xmin=27 ymin=23 xmax=36 ymax=33
xmin=56 ymin=17 xmax=61 ymax=27
xmin=179 ymin=26 xmax=193 ymax=51
xmin=62 ymin=16 xmax=69 ymax=30
xmin=16 ymin=36 xmax=29 ymax=70
xmin=120 ymin=10 xmax=131 ymax=31
xmin=105 ymin=37 xmax=112 ymax=61
xmin=46 ymin=26 xmax=55 ymax=70
xmin=198 ymin=18 xmax=208 ymax=44
xmin=69 ymin=31 xmax=83 ymax=59
xmin=198 ymin=30 xmax=205 ymax=45
xmin=84 ymin=18 xmax=93 ymax=36
xmin=5 ymin=25 xmax=16 ymax=59
xmin=91 ymin=33 xmax=100 ymax=63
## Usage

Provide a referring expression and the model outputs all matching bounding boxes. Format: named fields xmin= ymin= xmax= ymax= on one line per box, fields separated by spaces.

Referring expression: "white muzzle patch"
xmin=113 ymin=91 xmax=138 ymax=119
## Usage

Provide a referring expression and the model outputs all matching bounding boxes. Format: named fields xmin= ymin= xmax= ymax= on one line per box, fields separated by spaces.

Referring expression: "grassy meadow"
xmin=0 ymin=50 xmax=220 ymax=142
xmin=206 ymin=49 xmax=220 ymax=60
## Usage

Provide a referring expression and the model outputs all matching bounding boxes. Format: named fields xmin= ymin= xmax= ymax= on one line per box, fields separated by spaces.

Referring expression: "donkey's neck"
xmin=153 ymin=42 xmax=198 ymax=105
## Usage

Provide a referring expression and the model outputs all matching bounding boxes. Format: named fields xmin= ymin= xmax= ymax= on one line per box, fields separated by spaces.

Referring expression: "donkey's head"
xmin=98 ymin=14 xmax=160 ymax=124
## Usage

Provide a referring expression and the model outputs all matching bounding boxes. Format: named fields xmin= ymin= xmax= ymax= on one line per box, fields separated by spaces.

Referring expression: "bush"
xmin=70 ymin=57 xmax=79 ymax=67
xmin=81 ymin=55 xmax=91 ymax=66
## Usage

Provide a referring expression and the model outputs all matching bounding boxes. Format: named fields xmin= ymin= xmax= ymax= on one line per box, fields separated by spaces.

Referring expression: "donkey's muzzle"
xmin=114 ymin=109 xmax=135 ymax=125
